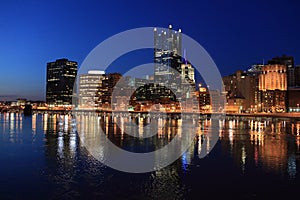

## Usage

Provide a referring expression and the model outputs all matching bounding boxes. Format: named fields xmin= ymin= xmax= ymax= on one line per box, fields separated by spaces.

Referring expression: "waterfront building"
xmin=259 ymin=64 xmax=287 ymax=91
xmin=259 ymin=64 xmax=287 ymax=112
xmin=226 ymin=97 xmax=246 ymax=113
xmin=98 ymin=73 xmax=122 ymax=109
xmin=223 ymin=70 xmax=258 ymax=112
xmin=46 ymin=59 xmax=77 ymax=106
xmin=197 ymin=86 xmax=211 ymax=112
xmin=288 ymin=87 xmax=300 ymax=112
xmin=152 ymin=25 xmax=198 ymax=112
xmin=79 ymin=70 xmax=106 ymax=109
xmin=209 ymin=90 xmax=222 ymax=113
xmin=16 ymin=98 xmax=27 ymax=106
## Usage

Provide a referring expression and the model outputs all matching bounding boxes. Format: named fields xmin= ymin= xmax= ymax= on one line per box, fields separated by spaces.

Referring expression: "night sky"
xmin=1 ymin=0 xmax=300 ymax=100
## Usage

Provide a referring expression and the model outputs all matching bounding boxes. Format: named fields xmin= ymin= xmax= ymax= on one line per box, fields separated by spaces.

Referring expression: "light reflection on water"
xmin=0 ymin=113 xmax=300 ymax=199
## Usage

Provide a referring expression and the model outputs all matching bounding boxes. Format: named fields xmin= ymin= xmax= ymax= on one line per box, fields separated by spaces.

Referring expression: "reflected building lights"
xmin=296 ymin=123 xmax=300 ymax=136
xmin=23 ymin=112 xmax=298 ymax=180
xmin=9 ymin=113 xmax=15 ymax=143
xmin=53 ymin=114 xmax=57 ymax=132
xmin=167 ymin=126 xmax=171 ymax=141
xmin=43 ymin=113 xmax=48 ymax=131
xmin=19 ymin=113 xmax=22 ymax=132
xmin=177 ymin=123 xmax=182 ymax=138
xmin=139 ymin=117 xmax=143 ymax=138
xmin=64 ymin=115 xmax=69 ymax=133
xmin=271 ymin=123 xmax=274 ymax=133
xmin=10 ymin=112 xmax=14 ymax=132
xmin=241 ymin=146 xmax=246 ymax=173
xmin=105 ymin=116 xmax=109 ymax=135
xmin=32 ymin=114 xmax=37 ymax=134
xmin=57 ymin=131 xmax=64 ymax=159
xmin=206 ymin=133 xmax=211 ymax=155
xmin=69 ymin=133 xmax=76 ymax=158
xmin=197 ymin=135 xmax=202 ymax=156
xmin=287 ymin=154 xmax=297 ymax=179
xmin=15 ymin=113 xmax=19 ymax=131
xmin=229 ymin=120 xmax=234 ymax=149
xmin=120 ymin=116 xmax=124 ymax=140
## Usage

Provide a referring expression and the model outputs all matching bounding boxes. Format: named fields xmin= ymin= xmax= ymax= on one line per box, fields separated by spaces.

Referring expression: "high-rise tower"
xmin=46 ymin=58 xmax=77 ymax=106
xmin=153 ymin=25 xmax=183 ymax=101
xmin=154 ymin=25 xmax=182 ymax=84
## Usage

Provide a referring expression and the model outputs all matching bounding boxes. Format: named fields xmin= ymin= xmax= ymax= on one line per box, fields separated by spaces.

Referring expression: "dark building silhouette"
xmin=23 ymin=104 xmax=32 ymax=116
xmin=295 ymin=65 xmax=300 ymax=87
xmin=46 ymin=59 xmax=77 ymax=106
xmin=98 ymin=73 xmax=122 ymax=108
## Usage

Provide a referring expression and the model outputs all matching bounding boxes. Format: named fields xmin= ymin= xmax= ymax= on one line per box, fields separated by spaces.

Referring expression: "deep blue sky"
xmin=1 ymin=0 xmax=300 ymax=100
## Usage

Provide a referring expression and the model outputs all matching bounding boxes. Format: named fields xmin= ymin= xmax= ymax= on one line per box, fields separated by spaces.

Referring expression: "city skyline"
xmin=1 ymin=0 xmax=300 ymax=100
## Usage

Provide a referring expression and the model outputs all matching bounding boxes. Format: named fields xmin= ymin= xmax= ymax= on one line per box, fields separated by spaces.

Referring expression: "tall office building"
xmin=46 ymin=58 xmax=77 ymax=106
xmin=153 ymin=25 xmax=183 ymax=100
xmin=154 ymin=25 xmax=182 ymax=80
xmin=259 ymin=64 xmax=287 ymax=91
xmin=79 ymin=70 xmax=106 ymax=108
xmin=130 ymin=25 xmax=197 ymax=112
xmin=259 ymin=64 xmax=287 ymax=112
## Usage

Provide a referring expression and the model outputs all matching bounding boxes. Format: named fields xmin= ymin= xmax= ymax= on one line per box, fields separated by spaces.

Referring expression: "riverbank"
xmin=1 ymin=108 xmax=300 ymax=119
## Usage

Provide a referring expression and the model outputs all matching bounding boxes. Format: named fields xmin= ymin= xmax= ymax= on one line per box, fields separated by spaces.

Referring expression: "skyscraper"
xmin=154 ymin=25 xmax=182 ymax=82
xmin=79 ymin=70 xmax=106 ymax=109
xmin=153 ymin=25 xmax=183 ymax=100
xmin=46 ymin=58 xmax=77 ymax=106
xmin=132 ymin=25 xmax=197 ymax=112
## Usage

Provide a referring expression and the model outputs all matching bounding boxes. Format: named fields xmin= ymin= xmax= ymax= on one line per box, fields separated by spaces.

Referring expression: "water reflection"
xmin=221 ymin=117 xmax=300 ymax=179
xmin=1 ymin=113 xmax=300 ymax=199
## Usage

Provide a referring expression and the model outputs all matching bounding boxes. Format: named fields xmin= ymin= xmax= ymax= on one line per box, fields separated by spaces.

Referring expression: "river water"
xmin=0 ymin=112 xmax=300 ymax=199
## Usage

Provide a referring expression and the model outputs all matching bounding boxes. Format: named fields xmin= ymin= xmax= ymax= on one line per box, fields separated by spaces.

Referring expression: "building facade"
xmin=259 ymin=64 xmax=287 ymax=91
xmin=46 ymin=59 xmax=77 ymax=106
xmin=98 ymin=73 xmax=122 ymax=109
xmin=197 ymin=86 xmax=211 ymax=112
xmin=79 ymin=70 xmax=106 ymax=109
xmin=259 ymin=64 xmax=287 ymax=112
xmin=223 ymin=70 xmax=258 ymax=112
xmin=153 ymin=25 xmax=183 ymax=101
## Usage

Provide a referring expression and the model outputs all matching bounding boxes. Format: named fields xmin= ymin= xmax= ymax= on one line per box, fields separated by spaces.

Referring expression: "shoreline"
xmin=1 ymin=109 xmax=300 ymax=119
